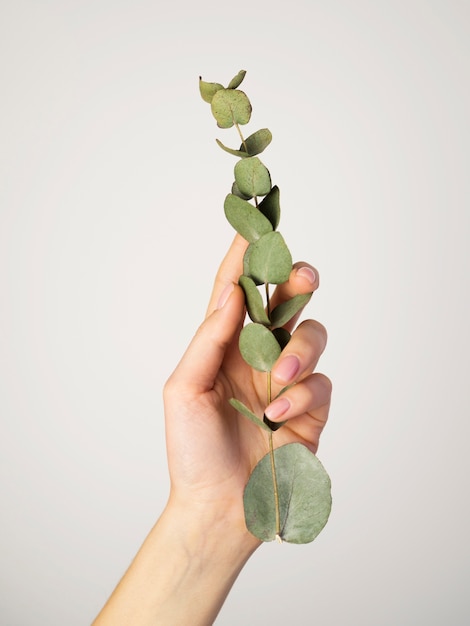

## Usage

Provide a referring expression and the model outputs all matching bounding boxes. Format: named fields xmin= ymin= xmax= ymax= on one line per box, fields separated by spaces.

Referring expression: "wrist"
xmin=162 ymin=492 xmax=261 ymax=565
xmin=93 ymin=495 xmax=260 ymax=626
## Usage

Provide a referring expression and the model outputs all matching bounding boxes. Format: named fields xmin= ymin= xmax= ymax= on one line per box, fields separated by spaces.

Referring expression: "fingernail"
xmin=265 ymin=397 xmax=290 ymax=421
xmin=217 ymin=283 xmax=234 ymax=309
xmin=296 ymin=266 xmax=316 ymax=285
xmin=273 ymin=355 xmax=300 ymax=384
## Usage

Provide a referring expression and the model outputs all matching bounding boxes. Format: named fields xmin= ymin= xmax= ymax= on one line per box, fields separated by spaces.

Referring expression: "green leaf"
xmin=232 ymin=181 xmax=252 ymax=200
xmin=243 ymin=128 xmax=272 ymax=156
xmin=259 ymin=185 xmax=280 ymax=230
xmin=227 ymin=69 xmax=246 ymax=89
xmin=224 ymin=194 xmax=273 ymax=243
xmin=243 ymin=443 xmax=332 ymax=543
xmin=199 ymin=78 xmax=224 ymax=103
xmin=239 ymin=275 xmax=271 ymax=325
xmin=229 ymin=398 xmax=271 ymax=432
xmin=248 ymin=231 xmax=292 ymax=284
xmin=234 ymin=157 xmax=271 ymax=198
xmin=243 ymin=244 xmax=263 ymax=285
xmin=239 ymin=323 xmax=281 ymax=371
xmin=211 ymin=89 xmax=252 ymax=128
xmin=270 ymin=293 xmax=312 ymax=328
xmin=216 ymin=129 xmax=272 ymax=159
xmin=216 ymin=139 xmax=247 ymax=158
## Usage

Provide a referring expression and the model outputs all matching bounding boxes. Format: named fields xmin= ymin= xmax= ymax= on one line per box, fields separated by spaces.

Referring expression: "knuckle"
xmin=298 ymin=319 xmax=328 ymax=350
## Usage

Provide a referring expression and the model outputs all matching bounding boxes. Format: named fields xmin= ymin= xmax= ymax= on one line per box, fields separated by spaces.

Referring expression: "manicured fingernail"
xmin=217 ymin=283 xmax=234 ymax=309
xmin=273 ymin=355 xmax=300 ymax=384
xmin=265 ymin=397 xmax=290 ymax=421
xmin=296 ymin=266 xmax=316 ymax=285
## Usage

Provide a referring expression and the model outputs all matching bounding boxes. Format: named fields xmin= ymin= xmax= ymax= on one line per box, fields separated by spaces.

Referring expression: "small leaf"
xmin=239 ymin=275 xmax=271 ymax=325
xmin=270 ymin=293 xmax=312 ymax=328
xmin=234 ymin=157 xmax=271 ymax=198
xmin=227 ymin=69 xmax=246 ymax=89
xmin=211 ymin=89 xmax=252 ymax=128
xmin=199 ymin=78 xmax=224 ymax=103
xmin=259 ymin=185 xmax=281 ymax=230
xmin=248 ymin=231 xmax=292 ymax=284
xmin=243 ymin=443 xmax=332 ymax=543
xmin=224 ymin=194 xmax=273 ymax=243
xmin=232 ymin=181 xmax=252 ymax=200
xmin=272 ymin=327 xmax=291 ymax=349
xmin=216 ymin=139 xmax=247 ymax=158
xmin=239 ymin=323 xmax=281 ymax=372
xmin=229 ymin=398 xmax=271 ymax=432
xmin=242 ymin=128 xmax=272 ymax=156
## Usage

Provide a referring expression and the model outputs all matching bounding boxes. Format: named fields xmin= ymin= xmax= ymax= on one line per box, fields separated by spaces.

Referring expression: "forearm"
xmin=92 ymin=498 xmax=260 ymax=626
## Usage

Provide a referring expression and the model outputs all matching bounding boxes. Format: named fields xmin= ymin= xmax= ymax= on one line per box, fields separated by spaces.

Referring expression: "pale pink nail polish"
xmin=296 ymin=266 xmax=316 ymax=285
xmin=265 ymin=397 xmax=290 ymax=421
xmin=273 ymin=355 xmax=300 ymax=384
xmin=217 ymin=283 xmax=234 ymax=309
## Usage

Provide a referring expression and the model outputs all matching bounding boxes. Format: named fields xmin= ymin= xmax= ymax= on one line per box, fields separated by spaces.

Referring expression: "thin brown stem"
xmin=234 ymin=121 xmax=248 ymax=153
xmin=267 ymin=371 xmax=282 ymax=542
xmin=235 ymin=116 xmax=280 ymax=540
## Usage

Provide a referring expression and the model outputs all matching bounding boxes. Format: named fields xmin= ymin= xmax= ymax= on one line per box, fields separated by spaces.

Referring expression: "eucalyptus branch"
xmin=199 ymin=69 xmax=332 ymax=545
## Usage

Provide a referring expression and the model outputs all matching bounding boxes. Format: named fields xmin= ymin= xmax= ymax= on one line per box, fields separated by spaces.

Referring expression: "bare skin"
xmin=92 ymin=234 xmax=331 ymax=626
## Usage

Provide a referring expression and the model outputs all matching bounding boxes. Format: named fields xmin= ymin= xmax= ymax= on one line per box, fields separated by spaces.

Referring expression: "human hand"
xmin=163 ymin=234 xmax=331 ymax=546
xmin=92 ymin=236 xmax=331 ymax=625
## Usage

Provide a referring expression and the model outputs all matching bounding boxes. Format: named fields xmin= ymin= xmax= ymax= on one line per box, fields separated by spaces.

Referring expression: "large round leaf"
xmin=239 ymin=323 xmax=281 ymax=372
xmin=243 ymin=443 xmax=332 ymax=543
xmin=248 ymin=231 xmax=292 ymax=284
xmin=211 ymin=89 xmax=252 ymax=128
xmin=224 ymin=194 xmax=273 ymax=243
xmin=234 ymin=157 xmax=271 ymax=198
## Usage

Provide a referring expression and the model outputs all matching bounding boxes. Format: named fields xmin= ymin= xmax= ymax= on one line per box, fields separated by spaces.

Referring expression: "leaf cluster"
xmin=200 ymin=71 xmax=311 ymax=377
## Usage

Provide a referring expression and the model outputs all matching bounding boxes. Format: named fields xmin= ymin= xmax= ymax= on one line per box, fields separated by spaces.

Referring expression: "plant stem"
xmin=267 ymin=371 xmax=282 ymax=542
xmin=234 ymin=120 xmax=248 ymax=153
xmin=235 ymin=115 xmax=280 ymax=540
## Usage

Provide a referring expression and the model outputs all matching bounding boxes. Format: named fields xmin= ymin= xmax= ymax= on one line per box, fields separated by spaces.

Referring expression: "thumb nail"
xmin=217 ymin=283 xmax=235 ymax=309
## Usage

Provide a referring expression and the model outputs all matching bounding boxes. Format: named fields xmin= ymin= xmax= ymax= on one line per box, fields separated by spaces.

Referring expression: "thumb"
xmin=168 ymin=283 xmax=245 ymax=394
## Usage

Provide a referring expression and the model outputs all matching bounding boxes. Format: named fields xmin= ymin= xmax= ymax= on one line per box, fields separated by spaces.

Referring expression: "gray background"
xmin=1 ymin=1 xmax=469 ymax=624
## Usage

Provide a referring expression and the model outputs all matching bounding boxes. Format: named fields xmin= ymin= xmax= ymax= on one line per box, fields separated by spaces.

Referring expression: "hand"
xmin=92 ymin=234 xmax=332 ymax=626
xmin=163 ymin=234 xmax=331 ymax=545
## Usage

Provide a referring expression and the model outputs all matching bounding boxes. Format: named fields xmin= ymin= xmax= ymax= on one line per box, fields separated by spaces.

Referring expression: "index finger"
xmin=205 ymin=234 xmax=248 ymax=316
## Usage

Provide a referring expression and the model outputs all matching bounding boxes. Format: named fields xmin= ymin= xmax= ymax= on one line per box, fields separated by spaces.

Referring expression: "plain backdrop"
xmin=1 ymin=1 xmax=469 ymax=624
